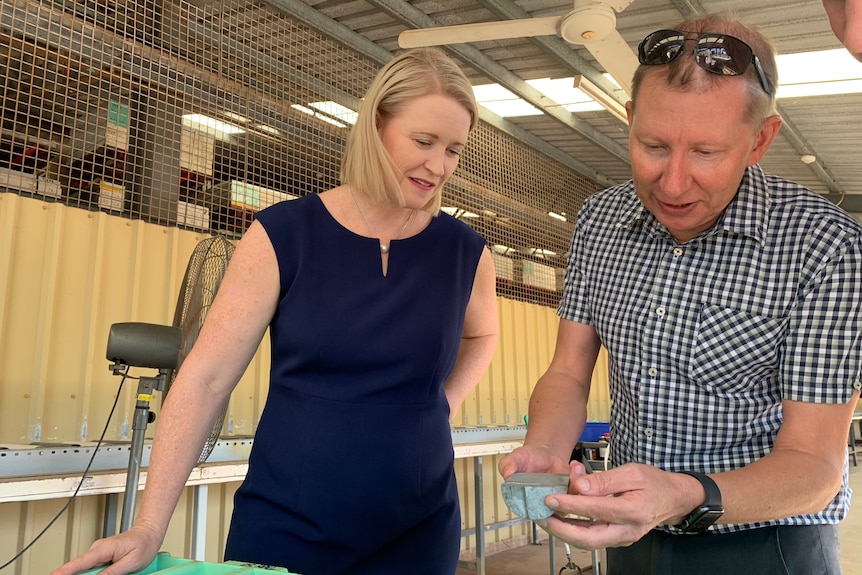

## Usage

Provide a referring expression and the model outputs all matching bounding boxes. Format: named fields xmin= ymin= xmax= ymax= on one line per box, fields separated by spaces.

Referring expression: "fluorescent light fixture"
xmin=473 ymin=83 xmax=544 ymax=117
xmin=548 ymin=211 xmax=567 ymax=222
xmin=473 ymin=84 xmax=519 ymax=101
xmin=778 ymin=79 xmax=862 ymax=98
xmin=222 ymin=111 xmax=250 ymax=124
xmin=230 ymin=180 xmax=298 ymax=211
xmin=182 ymin=113 xmax=245 ymax=135
xmin=572 ymin=75 xmax=628 ymax=124
xmin=527 ymin=77 xmax=603 ymax=112
xmin=777 ymin=49 xmax=862 ymax=84
xmin=291 ymin=104 xmax=347 ymax=128
xmin=441 ymin=206 xmax=481 ymax=218
xmin=530 ymin=248 xmax=557 ymax=258
xmin=255 ymin=124 xmax=281 ymax=136
xmin=474 ymin=75 xmax=627 ymax=119
xmin=308 ymin=101 xmax=358 ymax=125
xmin=478 ymin=99 xmax=544 ymax=117
xmin=491 ymin=244 xmax=515 ymax=256
xmin=776 ymin=49 xmax=862 ymax=98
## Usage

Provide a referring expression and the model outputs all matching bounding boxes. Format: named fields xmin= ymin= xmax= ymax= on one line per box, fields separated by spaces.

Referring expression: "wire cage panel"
xmin=0 ymin=0 xmax=602 ymax=308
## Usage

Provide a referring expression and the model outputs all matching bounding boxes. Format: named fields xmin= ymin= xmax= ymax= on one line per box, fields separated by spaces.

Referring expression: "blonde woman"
xmin=54 ymin=47 xmax=498 ymax=575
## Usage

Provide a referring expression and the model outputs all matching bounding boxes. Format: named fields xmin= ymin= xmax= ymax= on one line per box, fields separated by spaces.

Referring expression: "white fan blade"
xmin=583 ymin=27 xmax=639 ymax=96
xmin=398 ymin=16 xmax=561 ymax=48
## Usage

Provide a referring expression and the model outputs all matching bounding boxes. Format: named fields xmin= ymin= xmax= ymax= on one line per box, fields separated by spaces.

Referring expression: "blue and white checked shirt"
xmin=560 ymin=165 xmax=862 ymax=533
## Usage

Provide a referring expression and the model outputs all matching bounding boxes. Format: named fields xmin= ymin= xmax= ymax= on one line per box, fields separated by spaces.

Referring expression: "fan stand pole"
xmin=120 ymin=369 xmax=168 ymax=532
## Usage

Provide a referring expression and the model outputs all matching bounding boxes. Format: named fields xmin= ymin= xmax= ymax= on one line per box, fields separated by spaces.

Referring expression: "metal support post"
xmin=474 ymin=455 xmax=485 ymax=575
xmin=119 ymin=370 xmax=167 ymax=532
xmin=191 ymin=485 xmax=208 ymax=560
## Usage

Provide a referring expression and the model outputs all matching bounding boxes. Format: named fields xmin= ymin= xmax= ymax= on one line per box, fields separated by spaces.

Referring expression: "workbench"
xmin=1 ymin=426 xmax=528 ymax=575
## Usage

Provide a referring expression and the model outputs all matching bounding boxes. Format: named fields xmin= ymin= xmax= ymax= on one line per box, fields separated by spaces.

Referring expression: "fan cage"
xmin=169 ymin=235 xmax=235 ymax=463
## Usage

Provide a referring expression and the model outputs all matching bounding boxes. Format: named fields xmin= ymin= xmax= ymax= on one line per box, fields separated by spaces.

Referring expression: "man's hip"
xmin=606 ymin=524 xmax=841 ymax=575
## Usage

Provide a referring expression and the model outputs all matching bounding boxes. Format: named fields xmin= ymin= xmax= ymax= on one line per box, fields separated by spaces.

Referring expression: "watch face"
xmin=681 ymin=506 xmax=724 ymax=533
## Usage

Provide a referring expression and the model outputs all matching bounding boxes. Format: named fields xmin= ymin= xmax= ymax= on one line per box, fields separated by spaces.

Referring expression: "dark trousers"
xmin=606 ymin=524 xmax=842 ymax=575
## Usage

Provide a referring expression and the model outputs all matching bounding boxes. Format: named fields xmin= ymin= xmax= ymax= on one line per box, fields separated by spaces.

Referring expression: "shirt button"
xmin=673 ymin=248 xmax=683 ymax=257
xmin=644 ymin=428 xmax=654 ymax=437
xmin=854 ymin=380 xmax=862 ymax=390
xmin=656 ymin=306 xmax=666 ymax=316
xmin=648 ymin=367 xmax=658 ymax=377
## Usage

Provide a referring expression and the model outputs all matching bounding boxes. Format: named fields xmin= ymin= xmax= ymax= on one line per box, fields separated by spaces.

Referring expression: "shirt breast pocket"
xmin=689 ymin=304 xmax=785 ymax=396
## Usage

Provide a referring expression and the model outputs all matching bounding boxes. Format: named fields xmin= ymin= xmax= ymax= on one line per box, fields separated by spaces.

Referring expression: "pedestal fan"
xmin=105 ymin=234 xmax=235 ymax=532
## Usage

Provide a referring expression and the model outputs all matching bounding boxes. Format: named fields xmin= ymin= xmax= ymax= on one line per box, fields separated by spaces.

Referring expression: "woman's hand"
xmin=49 ymin=524 xmax=163 ymax=575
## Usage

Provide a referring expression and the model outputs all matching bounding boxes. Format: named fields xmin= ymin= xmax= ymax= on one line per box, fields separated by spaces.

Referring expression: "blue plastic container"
xmin=578 ymin=421 xmax=610 ymax=442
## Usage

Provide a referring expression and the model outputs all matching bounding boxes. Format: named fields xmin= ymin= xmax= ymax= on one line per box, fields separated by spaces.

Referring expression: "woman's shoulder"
xmin=428 ymin=211 xmax=486 ymax=254
xmin=255 ymin=193 xmax=322 ymax=225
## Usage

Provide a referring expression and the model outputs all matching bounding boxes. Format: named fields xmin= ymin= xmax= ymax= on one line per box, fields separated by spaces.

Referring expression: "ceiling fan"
xmin=398 ymin=0 xmax=639 ymax=96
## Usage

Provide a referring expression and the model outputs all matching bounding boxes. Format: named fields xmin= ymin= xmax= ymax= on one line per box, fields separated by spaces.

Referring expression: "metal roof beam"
xmin=261 ymin=0 xmax=393 ymax=66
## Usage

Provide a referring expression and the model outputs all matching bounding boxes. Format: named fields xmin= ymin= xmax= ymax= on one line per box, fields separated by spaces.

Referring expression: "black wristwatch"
xmin=675 ymin=471 xmax=724 ymax=533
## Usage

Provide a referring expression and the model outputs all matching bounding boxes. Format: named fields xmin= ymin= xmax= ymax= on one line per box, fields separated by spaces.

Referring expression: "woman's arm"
xmin=444 ymin=248 xmax=499 ymax=419
xmin=51 ymin=221 xmax=280 ymax=575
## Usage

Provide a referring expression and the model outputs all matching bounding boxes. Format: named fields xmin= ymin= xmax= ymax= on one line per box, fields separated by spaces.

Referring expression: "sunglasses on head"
xmin=637 ymin=29 xmax=773 ymax=95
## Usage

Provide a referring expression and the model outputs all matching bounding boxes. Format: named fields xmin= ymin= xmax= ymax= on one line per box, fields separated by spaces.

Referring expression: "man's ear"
xmin=748 ymin=114 xmax=783 ymax=166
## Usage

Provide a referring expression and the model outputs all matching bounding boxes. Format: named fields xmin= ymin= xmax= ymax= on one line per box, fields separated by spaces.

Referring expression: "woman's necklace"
xmin=350 ymin=188 xmax=415 ymax=254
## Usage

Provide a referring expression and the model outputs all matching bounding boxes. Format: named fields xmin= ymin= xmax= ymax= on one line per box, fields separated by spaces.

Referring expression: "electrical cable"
xmin=0 ymin=368 xmax=130 ymax=572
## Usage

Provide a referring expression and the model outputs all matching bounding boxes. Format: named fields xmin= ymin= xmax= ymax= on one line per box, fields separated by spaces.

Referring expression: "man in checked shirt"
xmin=500 ymin=13 xmax=862 ymax=575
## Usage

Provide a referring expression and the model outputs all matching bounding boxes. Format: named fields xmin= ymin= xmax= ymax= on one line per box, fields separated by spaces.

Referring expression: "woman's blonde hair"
xmin=340 ymin=47 xmax=478 ymax=214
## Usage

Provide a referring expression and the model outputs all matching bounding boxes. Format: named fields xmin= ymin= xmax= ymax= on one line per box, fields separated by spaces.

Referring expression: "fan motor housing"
xmin=561 ymin=4 xmax=616 ymax=44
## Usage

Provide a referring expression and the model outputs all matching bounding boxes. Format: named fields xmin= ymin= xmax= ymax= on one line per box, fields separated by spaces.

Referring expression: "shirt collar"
xmin=618 ymin=165 xmax=771 ymax=245
xmin=719 ymin=165 xmax=770 ymax=244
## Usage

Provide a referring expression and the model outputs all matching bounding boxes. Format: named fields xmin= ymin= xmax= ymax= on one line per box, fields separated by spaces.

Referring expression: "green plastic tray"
xmin=78 ymin=553 xmax=301 ymax=574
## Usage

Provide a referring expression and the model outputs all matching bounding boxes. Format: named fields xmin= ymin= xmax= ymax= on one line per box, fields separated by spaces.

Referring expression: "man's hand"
xmin=536 ymin=463 xmax=706 ymax=550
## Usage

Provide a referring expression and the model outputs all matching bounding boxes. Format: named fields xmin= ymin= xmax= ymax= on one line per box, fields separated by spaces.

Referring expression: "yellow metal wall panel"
xmin=5 ymin=498 xmax=74 ymax=575
xmin=0 ymin=195 xmax=58 ymax=443
xmin=520 ymin=300 xmax=542 ymax=421
xmin=229 ymin=332 xmax=270 ymax=436
xmin=0 ymin=195 xmax=275 ymax=446
xmin=45 ymin=208 xmax=108 ymax=444
xmin=0 ymin=502 xmax=21 ymax=574
xmin=203 ymin=482 xmax=235 ymax=564
xmin=454 ymin=458 xmax=475 ymax=549
xmin=588 ymin=347 xmax=612 ymax=422
xmin=495 ymin=299 xmax=523 ymax=428
xmin=63 ymin=496 xmax=106 ymax=570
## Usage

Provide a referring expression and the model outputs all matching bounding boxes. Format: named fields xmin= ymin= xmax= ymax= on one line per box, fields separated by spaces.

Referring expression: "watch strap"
xmin=676 ymin=471 xmax=723 ymax=532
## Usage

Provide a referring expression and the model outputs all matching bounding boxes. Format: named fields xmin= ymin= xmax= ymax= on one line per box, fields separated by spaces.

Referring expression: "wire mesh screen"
xmin=0 ymin=0 xmax=601 ymax=308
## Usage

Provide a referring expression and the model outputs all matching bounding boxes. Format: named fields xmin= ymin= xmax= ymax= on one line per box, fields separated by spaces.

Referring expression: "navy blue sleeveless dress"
xmin=223 ymin=194 xmax=486 ymax=574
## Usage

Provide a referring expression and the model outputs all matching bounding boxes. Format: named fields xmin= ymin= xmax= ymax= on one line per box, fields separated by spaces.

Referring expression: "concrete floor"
xmin=459 ymin=463 xmax=862 ymax=575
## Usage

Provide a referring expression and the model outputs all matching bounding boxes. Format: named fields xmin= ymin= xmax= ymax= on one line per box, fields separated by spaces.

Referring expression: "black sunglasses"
xmin=637 ymin=29 xmax=773 ymax=95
